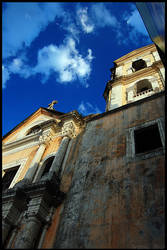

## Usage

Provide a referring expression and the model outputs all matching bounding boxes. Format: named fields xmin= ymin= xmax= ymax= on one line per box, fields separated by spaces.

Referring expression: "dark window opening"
xmin=2 ymin=166 xmax=19 ymax=191
xmin=132 ymin=59 xmax=147 ymax=71
xmin=140 ymin=87 xmax=149 ymax=92
xmin=134 ymin=124 xmax=163 ymax=154
xmin=26 ymin=125 xmax=41 ymax=136
xmin=41 ymin=156 xmax=54 ymax=177
xmin=136 ymin=79 xmax=152 ymax=94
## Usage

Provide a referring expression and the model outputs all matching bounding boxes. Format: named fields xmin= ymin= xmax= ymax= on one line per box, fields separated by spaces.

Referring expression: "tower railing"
xmin=134 ymin=88 xmax=153 ymax=97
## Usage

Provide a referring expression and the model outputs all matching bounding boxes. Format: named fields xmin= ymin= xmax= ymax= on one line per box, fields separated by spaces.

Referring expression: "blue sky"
xmin=2 ymin=2 xmax=152 ymax=136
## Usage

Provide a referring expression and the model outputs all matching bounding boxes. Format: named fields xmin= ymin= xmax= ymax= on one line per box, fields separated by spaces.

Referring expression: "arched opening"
xmin=136 ymin=79 xmax=153 ymax=94
xmin=26 ymin=125 xmax=41 ymax=136
xmin=132 ymin=59 xmax=147 ymax=72
xmin=41 ymin=156 xmax=55 ymax=178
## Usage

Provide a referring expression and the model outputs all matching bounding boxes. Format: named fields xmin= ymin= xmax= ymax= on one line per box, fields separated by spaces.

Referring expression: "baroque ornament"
xmin=62 ymin=121 xmax=76 ymax=138
xmin=39 ymin=130 xmax=52 ymax=145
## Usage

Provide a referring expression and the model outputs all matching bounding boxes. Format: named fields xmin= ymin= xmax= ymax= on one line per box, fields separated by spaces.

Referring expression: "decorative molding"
xmin=25 ymin=196 xmax=51 ymax=224
xmin=39 ymin=129 xmax=53 ymax=146
xmin=114 ymin=44 xmax=156 ymax=65
xmin=3 ymin=119 xmax=62 ymax=155
xmin=3 ymin=141 xmax=39 ymax=157
xmin=62 ymin=121 xmax=77 ymax=138
xmin=3 ymin=158 xmax=28 ymax=188
xmin=3 ymin=133 xmax=40 ymax=154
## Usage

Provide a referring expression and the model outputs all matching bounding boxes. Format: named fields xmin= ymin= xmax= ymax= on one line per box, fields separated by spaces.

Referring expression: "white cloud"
xmin=76 ymin=4 xmax=119 ymax=34
xmin=64 ymin=23 xmax=80 ymax=42
xmin=8 ymin=58 xmax=23 ymax=73
xmin=75 ymin=3 xmax=150 ymax=46
xmin=8 ymin=57 xmax=32 ymax=79
xmin=87 ymin=49 xmax=94 ymax=61
xmin=77 ymin=7 xmax=94 ymax=33
xmin=33 ymin=37 xmax=94 ymax=85
xmin=2 ymin=2 xmax=64 ymax=59
xmin=2 ymin=56 xmax=33 ymax=87
xmin=78 ymin=101 xmax=101 ymax=116
xmin=2 ymin=65 xmax=10 ymax=88
xmin=90 ymin=3 xmax=118 ymax=28
xmin=2 ymin=37 xmax=94 ymax=87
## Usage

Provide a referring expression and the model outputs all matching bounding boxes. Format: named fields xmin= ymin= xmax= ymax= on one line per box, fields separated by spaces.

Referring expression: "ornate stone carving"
xmin=39 ymin=130 xmax=52 ymax=145
xmin=25 ymin=196 xmax=50 ymax=224
xmin=62 ymin=121 xmax=76 ymax=138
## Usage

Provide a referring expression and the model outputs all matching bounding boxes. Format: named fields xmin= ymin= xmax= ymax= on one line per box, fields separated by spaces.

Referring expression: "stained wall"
xmin=43 ymin=93 xmax=165 ymax=249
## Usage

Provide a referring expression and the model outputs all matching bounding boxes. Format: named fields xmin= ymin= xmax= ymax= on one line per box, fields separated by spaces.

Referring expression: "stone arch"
xmin=26 ymin=124 xmax=42 ymax=136
xmin=135 ymin=79 xmax=153 ymax=94
xmin=132 ymin=59 xmax=147 ymax=71
xmin=33 ymin=153 xmax=57 ymax=182
xmin=40 ymin=155 xmax=55 ymax=178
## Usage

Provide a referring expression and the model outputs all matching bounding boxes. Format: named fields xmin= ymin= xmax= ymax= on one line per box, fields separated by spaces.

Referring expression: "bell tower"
xmin=103 ymin=44 xmax=165 ymax=111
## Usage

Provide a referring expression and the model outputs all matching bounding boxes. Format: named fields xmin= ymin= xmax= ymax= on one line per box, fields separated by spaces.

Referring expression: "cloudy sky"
xmin=2 ymin=2 xmax=152 ymax=136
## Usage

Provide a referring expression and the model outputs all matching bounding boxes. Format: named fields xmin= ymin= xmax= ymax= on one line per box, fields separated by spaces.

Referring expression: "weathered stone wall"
xmin=3 ymin=94 xmax=164 ymax=248
xmin=50 ymin=94 xmax=165 ymax=249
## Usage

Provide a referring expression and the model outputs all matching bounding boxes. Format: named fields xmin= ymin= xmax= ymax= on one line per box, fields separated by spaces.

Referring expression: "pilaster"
xmin=2 ymin=189 xmax=27 ymax=245
xmin=13 ymin=178 xmax=60 ymax=249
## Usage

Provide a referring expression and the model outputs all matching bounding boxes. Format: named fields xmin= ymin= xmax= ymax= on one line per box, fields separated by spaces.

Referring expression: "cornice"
xmin=60 ymin=110 xmax=85 ymax=126
xmin=103 ymin=60 xmax=164 ymax=100
xmin=3 ymin=111 xmax=85 ymax=156
xmin=114 ymin=44 xmax=156 ymax=65
xmin=108 ymin=62 xmax=162 ymax=88
xmin=2 ymin=133 xmax=40 ymax=153
xmin=88 ymin=91 xmax=165 ymax=123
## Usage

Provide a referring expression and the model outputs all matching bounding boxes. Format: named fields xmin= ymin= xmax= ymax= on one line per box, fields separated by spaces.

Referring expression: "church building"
xmin=2 ymin=43 xmax=165 ymax=248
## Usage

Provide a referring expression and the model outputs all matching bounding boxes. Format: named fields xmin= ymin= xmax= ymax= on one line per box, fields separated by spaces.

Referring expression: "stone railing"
xmin=134 ymin=88 xmax=153 ymax=97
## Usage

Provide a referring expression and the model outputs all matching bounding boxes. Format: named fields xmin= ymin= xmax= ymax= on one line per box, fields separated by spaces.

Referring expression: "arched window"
xmin=132 ymin=59 xmax=147 ymax=72
xmin=136 ymin=79 xmax=153 ymax=94
xmin=41 ymin=156 xmax=54 ymax=178
xmin=26 ymin=125 xmax=41 ymax=136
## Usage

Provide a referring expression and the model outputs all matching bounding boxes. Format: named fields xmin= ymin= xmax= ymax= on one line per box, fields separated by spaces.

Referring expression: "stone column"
xmin=24 ymin=142 xmax=46 ymax=183
xmin=2 ymin=189 xmax=27 ymax=245
xmin=13 ymin=189 xmax=51 ymax=249
xmin=24 ymin=129 xmax=53 ymax=183
xmin=49 ymin=136 xmax=70 ymax=174
xmin=47 ymin=121 xmax=76 ymax=176
xmin=14 ymin=216 xmax=42 ymax=249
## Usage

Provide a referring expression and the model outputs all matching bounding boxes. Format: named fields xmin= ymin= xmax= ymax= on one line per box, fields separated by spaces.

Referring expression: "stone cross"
xmin=48 ymin=100 xmax=58 ymax=110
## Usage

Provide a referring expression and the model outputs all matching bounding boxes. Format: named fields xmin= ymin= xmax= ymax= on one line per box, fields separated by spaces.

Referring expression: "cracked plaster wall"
xmin=47 ymin=94 xmax=165 ymax=249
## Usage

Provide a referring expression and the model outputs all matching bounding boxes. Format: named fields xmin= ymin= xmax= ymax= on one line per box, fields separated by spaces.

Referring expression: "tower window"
xmin=134 ymin=124 xmax=163 ymax=154
xmin=136 ymin=79 xmax=153 ymax=94
xmin=41 ymin=156 xmax=54 ymax=177
xmin=132 ymin=59 xmax=147 ymax=71
xmin=2 ymin=166 xmax=20 ymax=191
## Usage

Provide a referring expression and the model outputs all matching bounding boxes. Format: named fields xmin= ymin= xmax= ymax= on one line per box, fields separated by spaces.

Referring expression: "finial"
xmin=48 ymin=100 xmax=58 ymax=110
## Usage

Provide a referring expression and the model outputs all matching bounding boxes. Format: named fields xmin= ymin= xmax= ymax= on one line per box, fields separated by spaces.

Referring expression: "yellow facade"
xmin=2 ymin=107 xmax=84 ymax=189
xmin=104 ymin=44 xmax=165 ymax=111
xmin=2 ymin=44 xmax=165 ymax=249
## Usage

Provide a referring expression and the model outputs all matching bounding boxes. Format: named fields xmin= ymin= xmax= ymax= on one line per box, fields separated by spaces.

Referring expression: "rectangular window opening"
xmin=2 ymin=165 xmax=20 ymax=191
xmin=134 ymin=123 xmax=163 ymax=154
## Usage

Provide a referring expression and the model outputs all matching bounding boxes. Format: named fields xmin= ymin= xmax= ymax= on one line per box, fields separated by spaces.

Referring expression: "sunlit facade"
xmin=2 ymin=45 xmax=165 ymax=249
